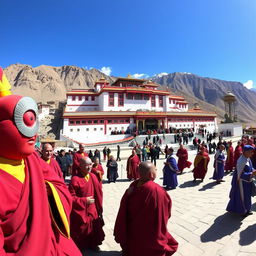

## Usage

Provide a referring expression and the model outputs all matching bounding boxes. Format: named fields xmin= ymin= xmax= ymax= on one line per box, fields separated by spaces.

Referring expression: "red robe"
xmin=192 ymin=152 xmax=210 ymax=179
xmin=234 ymin=146 xmax=242 ymax=168
xmin=126 ymin=155 xmax=140 ymax=180
xmin=72 ymin=151 xmax=88 ymax=176
xmin=114 ymin=180 xmax=178 ymax=256
xmin=91 ymin=164 xmax=104 ymax=183
xmin=49 ymin=158 xmax=64 ymax=180
xmin=224 ymin=146 xmax=234 ymax=171
xmin=69 ymin=173 xmax=105 ymax=250
xmin=0 ymin=152 xmax=81 ymax=256
xmin=176 ymin=148 xmax=192 ymax=172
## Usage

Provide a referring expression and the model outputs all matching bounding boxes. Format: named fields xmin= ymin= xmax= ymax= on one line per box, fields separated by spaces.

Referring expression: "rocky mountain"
xmin=3 ymin=64 xmax=256 ymax=125
xmin=4 ymin=64 xmax=113 ymax=103
xmin=153 ymin=72 xmax=256 ymax=124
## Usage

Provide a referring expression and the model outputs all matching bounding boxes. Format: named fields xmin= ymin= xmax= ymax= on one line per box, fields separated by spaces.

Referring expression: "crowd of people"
xmin=26 ymin=131 xmax=256 ymax=255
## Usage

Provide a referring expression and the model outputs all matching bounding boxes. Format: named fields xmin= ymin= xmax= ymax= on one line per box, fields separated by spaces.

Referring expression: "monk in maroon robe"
xmin=114 ymin=161 xmax=178 ymax=256
xmin=176 ymin=144 xmax=192 ymax=173
xmin=91 ymin=157 xmax=104 ymax=182
xmin=41 ymin=143 xmax=64 ymax=179
xmin=72 ymin=144 xmax=88 ymax=176
xmin=224 ymin=141 xmax=234 ymax=172
xmin=234 ymin=141 xmax=243 ymax=168
xmin=192 ymin=146 xmax=210 ymax=182
xmin=69 ymin=157 xmax=105 ymax=252
xmin=126 ymin=149 xmax=140 ymax=180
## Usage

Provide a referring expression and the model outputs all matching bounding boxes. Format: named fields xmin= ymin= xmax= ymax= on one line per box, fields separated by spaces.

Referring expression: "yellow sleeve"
xmin=45 ymin=181 xmax=70 ymax=238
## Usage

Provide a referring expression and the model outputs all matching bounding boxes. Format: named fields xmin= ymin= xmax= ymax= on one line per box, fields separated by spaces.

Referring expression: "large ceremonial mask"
xmin=0 ymin=67 xmax=81 ymax=256
xmin=0 ymin=67 xmax=39 ymax=159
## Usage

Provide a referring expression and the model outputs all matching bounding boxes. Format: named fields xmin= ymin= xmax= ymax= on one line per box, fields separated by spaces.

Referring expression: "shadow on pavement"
xmin=83 ymin=250 xmax=121 ymax=256
xmin=239 ymin=224 xmax=256 ymax=245
xmin=200 ymin=212 xmax=242 ymax=242
xmin=102 ymin=179 xmax=130 ymax=184
xmin=179 ymin=180 xmax=199 ymax=188
xmin=198 ymin=181 xmax=218 ymax=191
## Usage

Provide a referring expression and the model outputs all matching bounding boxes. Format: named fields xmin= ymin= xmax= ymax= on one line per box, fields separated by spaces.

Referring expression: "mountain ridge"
xmin=3 ymin=64 xmax=255 ymax=125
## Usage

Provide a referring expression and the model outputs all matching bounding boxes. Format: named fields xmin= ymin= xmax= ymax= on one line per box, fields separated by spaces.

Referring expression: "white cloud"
xmin=100 ymin=66 xmax=112 ymax=76
xmin=243 ymin=80 xmax=254 ymax=89
xmin=132 ymin=73 xmax=149 ymax=79
xmin=155 ymin=72 xmax=168 ymax=78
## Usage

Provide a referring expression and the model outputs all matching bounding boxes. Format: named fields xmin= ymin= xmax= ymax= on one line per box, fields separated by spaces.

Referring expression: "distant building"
xmin=38 ymin=103 xmax=50 ymax=121
xmin=61 ymin=76 xmax=218 ymax=144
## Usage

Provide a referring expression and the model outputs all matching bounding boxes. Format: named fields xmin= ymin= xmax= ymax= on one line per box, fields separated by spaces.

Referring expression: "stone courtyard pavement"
xmin=84 ymin=149 xmax=256 ymax=256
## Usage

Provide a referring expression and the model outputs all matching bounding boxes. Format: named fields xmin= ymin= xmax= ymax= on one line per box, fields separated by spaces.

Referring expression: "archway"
xmin=145 ymin=118 xmax=158 ymax=130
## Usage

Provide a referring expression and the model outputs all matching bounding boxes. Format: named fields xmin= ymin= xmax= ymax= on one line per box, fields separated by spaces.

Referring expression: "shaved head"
xmin=79 ymin=157 xmax=92 ymax=176
xmin=41 ymin=143 xmax=53 ymax=161
xmin=138 ymin=161 xmax=156 ymax=181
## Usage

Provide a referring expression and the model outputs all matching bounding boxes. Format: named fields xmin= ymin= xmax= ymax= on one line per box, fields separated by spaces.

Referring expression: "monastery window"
xmin=115 ymin=127 xmax=118 ymax=130
xmin=151 ymin=95 xmax=156 ymax=107
xmin=109 ymin=93 xmax=115 ymax=106
xmin=100 ymin=120 xmax=104 ymax=124
xmin=76 ymin=121 xmax=80 ymax=124
xmin=78 ymin=96 xmax=82 ymax=101
xmin=126 ymin=93 xmax=133 ymax=100
xmin=144 ymin=94 xmax=149 ymax=100
xmin=91 ymin=96 xmax=95 ymax=101
xmin=72 ymin=96 xmax=76 ymax=101
xmin=100 ymin=128 xmax=103 ymax=131
xmin=108 ymin=120 xmax=112 ymax=123
xmin=118 ymin=93 xmax=124 ymax=106
xmin=125 ymin=119 xmax=129 ymax=123
xmin=134 ymin=94 xmax=142 ymax=100
xmin=82 ymin=120 xmax=86 ymax=124
xmin=169 ymin=99 xmax=172 ymax=104
xmin=86 ymin=128 xmax=89 ymax=131
xmin=120 ymin=120 xmax=124 ymax=123
xmin=70 ymin=129 xmax=73 ymax=132
xmin=77 ymin=128 xmax=80 ymax=132
xmin=88 ymin=120 xmax=92 ymax=124
xmin=94 ymin=128 xmax=97 ymax=131
xmin=109 ymin=127 xmax=112 ymax=130
xmin=159 ymin=96 xmax=163 ymax=107
xmin=70 ymin=120 xmax=74 ymax=124
xmin=114 ymin=120 xmax=118 ymax=123
xmin=94 ymin=120 xmax=98 ymax=124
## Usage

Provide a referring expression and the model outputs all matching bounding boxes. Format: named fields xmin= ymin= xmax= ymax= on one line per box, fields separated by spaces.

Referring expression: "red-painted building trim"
xmin=62 ymin=134 xmax=134 ymax=147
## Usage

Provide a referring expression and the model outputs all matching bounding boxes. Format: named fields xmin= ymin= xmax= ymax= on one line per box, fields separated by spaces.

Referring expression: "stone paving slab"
xmin=83 ymin=147 xmax=256 ymax=256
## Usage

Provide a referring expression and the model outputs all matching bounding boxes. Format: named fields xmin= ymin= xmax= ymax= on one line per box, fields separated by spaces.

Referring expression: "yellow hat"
xmin=0 ymin=67 xmax=12 ymax=97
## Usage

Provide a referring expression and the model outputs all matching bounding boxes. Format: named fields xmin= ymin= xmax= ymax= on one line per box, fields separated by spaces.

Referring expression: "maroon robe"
xmin=0 ymin=152 xmax=81 ymax=256
xmin=224 ymin=146 xmax=234 ymax=171
xmin=176 ymin=148 xmax=192 ymax=173
xmin=234 ymin=145 xmax=242 ymax=168
xmin=91 ymin=164 xmax=104 ymax=183
xmin=114 ymin=180 xmax=178 ymax=256
xmin=69 ymin=172 xmax=105 ymax=250
xmin=72 ymin=152 xmax=88 ymax=176
xmin=49 ymin=158 xmax=64 ymax=180
xmin=192 ymin=152 xmax=210 ymax=179
xmin=126 ymin=155 xmax=140 ymax=180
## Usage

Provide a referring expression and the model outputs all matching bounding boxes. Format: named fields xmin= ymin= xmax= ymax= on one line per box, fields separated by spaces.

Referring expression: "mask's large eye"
xmin=14 ymin=97 xmax=39 ymax=137
xmin=23 ymin=111 xmax=36 ymax=127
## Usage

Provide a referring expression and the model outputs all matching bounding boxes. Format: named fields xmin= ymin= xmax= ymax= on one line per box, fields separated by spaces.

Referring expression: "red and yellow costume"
xmin=0 ymin=68 xmax=81 ymax=255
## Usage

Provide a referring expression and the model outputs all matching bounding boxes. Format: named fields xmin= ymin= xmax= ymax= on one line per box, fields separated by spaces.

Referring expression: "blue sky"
xmin=1 ymin=0 xmax=255 ymax=88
